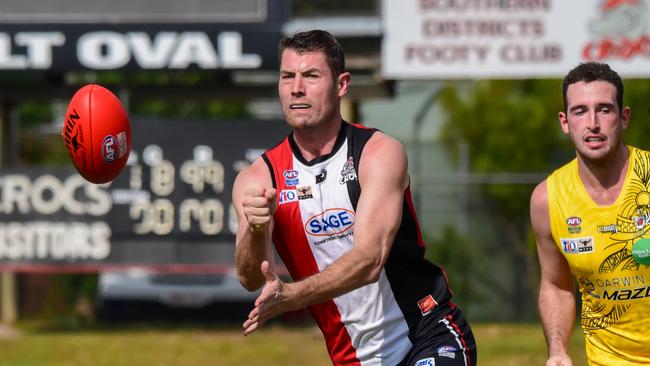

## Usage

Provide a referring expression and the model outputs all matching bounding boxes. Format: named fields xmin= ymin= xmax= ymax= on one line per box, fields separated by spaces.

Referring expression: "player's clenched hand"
xmin=546 ymin=354 xmax=572 ymax=366
xmin=242 ymin=187 xmax=276 ymax=232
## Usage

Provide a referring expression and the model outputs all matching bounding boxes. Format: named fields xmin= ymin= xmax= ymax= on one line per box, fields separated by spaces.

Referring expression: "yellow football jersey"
xmin=547 ymin=146 xmax=650 ymax=365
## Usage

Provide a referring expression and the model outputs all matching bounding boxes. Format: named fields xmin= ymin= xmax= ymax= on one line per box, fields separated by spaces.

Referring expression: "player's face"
xmin=559 ymin=80 xmax=631 ymax=163
xmin=278 ymin=49 xmax=348 ymax=130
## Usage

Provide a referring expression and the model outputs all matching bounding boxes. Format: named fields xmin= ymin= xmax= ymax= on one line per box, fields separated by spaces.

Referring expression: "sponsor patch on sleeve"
xmin=417 ymin=294 xmax=438 ymax=316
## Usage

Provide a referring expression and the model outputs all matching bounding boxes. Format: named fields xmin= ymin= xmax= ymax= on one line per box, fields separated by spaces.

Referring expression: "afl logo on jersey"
xmin=283 ymin=170 xmax=299 ymax=186
xmin=566 ymin=217 xmax=582 ymax=226
xmin=305 ymin=208 xmax=355 ymax=237
xmin=566 ymin=216 xmax=582 ymax=234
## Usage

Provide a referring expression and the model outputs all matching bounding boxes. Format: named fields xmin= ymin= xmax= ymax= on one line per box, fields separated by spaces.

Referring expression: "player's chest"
xmin=275 ymin=151 xmax=358 ymax=229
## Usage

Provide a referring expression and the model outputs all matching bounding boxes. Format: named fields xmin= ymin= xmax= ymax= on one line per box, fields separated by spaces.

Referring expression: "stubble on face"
xmin=278 ymin=49 xmax=340 ymax=131
xmin=563 ymin=81 xmax=626 ymax=164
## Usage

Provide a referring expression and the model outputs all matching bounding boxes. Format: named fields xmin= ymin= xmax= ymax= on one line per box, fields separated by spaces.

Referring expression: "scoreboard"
xmin=0 ymin=118 xmax=289 ymax=270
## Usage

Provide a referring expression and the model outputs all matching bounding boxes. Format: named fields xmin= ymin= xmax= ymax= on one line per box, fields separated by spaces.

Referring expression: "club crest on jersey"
xmin=566 ymin=216 xmax=582 ymax=234
xmin=305 ymin=208 xmax=354 ymax=237
xmin=633 ymin=210 xmax=650 ymax=230
xmin=561 ymin=236 xmax=595 ymax=254
xmin=339 ymin=156 xmax=358 ymax=184
xmin=283 ymin=170 xmax=299 ymax=186
xmin=297 ymin=186 xmax=313 ymax=200
xmin=279 ymin=189 xmax=298 ymax=205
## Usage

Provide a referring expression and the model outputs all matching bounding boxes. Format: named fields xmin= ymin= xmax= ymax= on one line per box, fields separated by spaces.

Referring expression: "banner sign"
xmin=0 ymin=0 xmax=285 ymax=24
xmin=382 ymin=0 xmax=650 ymax=78
xmin=0 ymin=25 xmax=282 ymax=72
xmin=0 ymin=119 xmax=290 ymax=268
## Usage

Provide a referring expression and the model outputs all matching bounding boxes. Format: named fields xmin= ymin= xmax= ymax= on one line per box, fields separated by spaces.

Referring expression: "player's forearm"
xmin=235 ymin=229 xmax=268 ymax=291
xmin=287 ymin=247 xmax=380 ymax=309
xmin=539 ymin=283 xmax=576 ymax=357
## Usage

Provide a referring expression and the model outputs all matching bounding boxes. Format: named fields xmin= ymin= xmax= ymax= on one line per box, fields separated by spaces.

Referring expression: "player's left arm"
xmin=242 ymin=132 xmax=408 ymax=335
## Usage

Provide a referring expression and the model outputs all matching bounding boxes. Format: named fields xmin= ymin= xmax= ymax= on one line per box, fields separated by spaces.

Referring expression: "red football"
xmin=61 ymin=84 xmax=132 ymax=184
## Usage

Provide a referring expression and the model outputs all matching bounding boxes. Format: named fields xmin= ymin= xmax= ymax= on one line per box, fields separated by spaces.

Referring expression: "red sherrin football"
xmin=61 ymin=84 xmax=132 ymax=184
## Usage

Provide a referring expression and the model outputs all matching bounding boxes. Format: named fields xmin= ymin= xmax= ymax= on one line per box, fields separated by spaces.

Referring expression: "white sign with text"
xmin=382 ymin=0 xmax=650 ymax=78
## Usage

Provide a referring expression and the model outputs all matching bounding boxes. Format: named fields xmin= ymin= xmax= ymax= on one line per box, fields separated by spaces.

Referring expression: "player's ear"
xmin=558 ymin=111 xmax=570 ymax=134
xmin=337 ymin=72 xmax=351 ymax=98
xmin=621 ymin=106 xmax=631 ymax=130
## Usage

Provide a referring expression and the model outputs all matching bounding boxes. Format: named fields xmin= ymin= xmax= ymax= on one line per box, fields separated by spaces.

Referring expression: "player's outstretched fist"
xmin=242 ymin=187 xmax=276 ymax=232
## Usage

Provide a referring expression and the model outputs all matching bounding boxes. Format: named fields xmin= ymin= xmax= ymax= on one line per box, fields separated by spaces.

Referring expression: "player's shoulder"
xmin=629 ymin=144 xmax=650 ymax=159
xmin=233 ymin=157 xmax=272 ymax=191
xmin=530 ymin=179 xmax=550 ymax=223
xmin=360 ymin=132 xmax=407 ymax=176
xmin=358 ymin=131 xmax=408 ymax=189
xmin=363 ymin=130 xmax=405 ymax=158
xmin=530 ymin=178 xmax=548 ymax=200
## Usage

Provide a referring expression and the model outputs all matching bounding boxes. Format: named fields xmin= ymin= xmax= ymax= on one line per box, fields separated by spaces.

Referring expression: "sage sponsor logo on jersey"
xmin=279 ymin=189 xmax=298 ymax=205
xmin=566 ymin=216 xmax=582 ymax=234
xmin=561 ymin=236 xmax=594 ymax=254
xmin=304 ymin=208 xmax=354 ymax=237
xmin=283 ymin=170 xmax=299 ymax=186
xmin=339 ymin=156 xmax=358 ymax=184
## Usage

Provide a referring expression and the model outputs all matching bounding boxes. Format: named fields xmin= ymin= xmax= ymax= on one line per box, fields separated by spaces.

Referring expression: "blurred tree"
xmin=19 ymin=101 xmax=69 ymax=165
xmin=425 ymin=227 xmax=486 ymax=309
xmin=38 ymin=274 xmax=98 ymax=324
xmin=619 ymin=79 xmax=650 ymax=150
xmin=438 ymin=79 xmax=573 ymax=319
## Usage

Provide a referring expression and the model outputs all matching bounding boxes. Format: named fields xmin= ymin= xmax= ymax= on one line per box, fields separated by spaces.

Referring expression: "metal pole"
xmin=457 ymin=141 xmax=469 ymax=234
xmin=412 ymin=82 xmax=442 ymax=216
xmin=0 ymin=101 xmax=17 ymax=325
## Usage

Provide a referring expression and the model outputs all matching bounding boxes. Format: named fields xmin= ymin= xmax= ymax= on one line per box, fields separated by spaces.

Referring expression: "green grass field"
xmin=0 ymin=322 xmax=586 ymax=365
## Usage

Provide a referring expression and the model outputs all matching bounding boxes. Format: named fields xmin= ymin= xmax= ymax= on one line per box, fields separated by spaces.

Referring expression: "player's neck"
xmin=293 ymin=117 xmax=343 ymax=161
xmin=577 ymin=144 xmax=630 ymax=206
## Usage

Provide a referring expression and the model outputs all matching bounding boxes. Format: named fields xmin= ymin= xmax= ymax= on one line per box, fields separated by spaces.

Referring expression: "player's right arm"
xmin=232 ymin=157 xmax=276 ymax=291
xmin=530 ymin=180 xmax=575 ymax=366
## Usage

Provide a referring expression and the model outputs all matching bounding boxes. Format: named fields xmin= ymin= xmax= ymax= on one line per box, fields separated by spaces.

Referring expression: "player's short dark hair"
xmin=562 ymin=62 xmax=624 ymax=114
xmin=278 ymin=30 xmax=346 ymax=77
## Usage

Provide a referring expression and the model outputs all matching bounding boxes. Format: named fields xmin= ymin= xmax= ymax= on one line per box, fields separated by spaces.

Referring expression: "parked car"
xmin=96 ymin=266 xmax=259 ymax=322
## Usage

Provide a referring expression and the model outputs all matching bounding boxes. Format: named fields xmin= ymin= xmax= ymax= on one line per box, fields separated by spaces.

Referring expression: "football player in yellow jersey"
xmin=530 ymin=61 xmax=650 ymax=366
